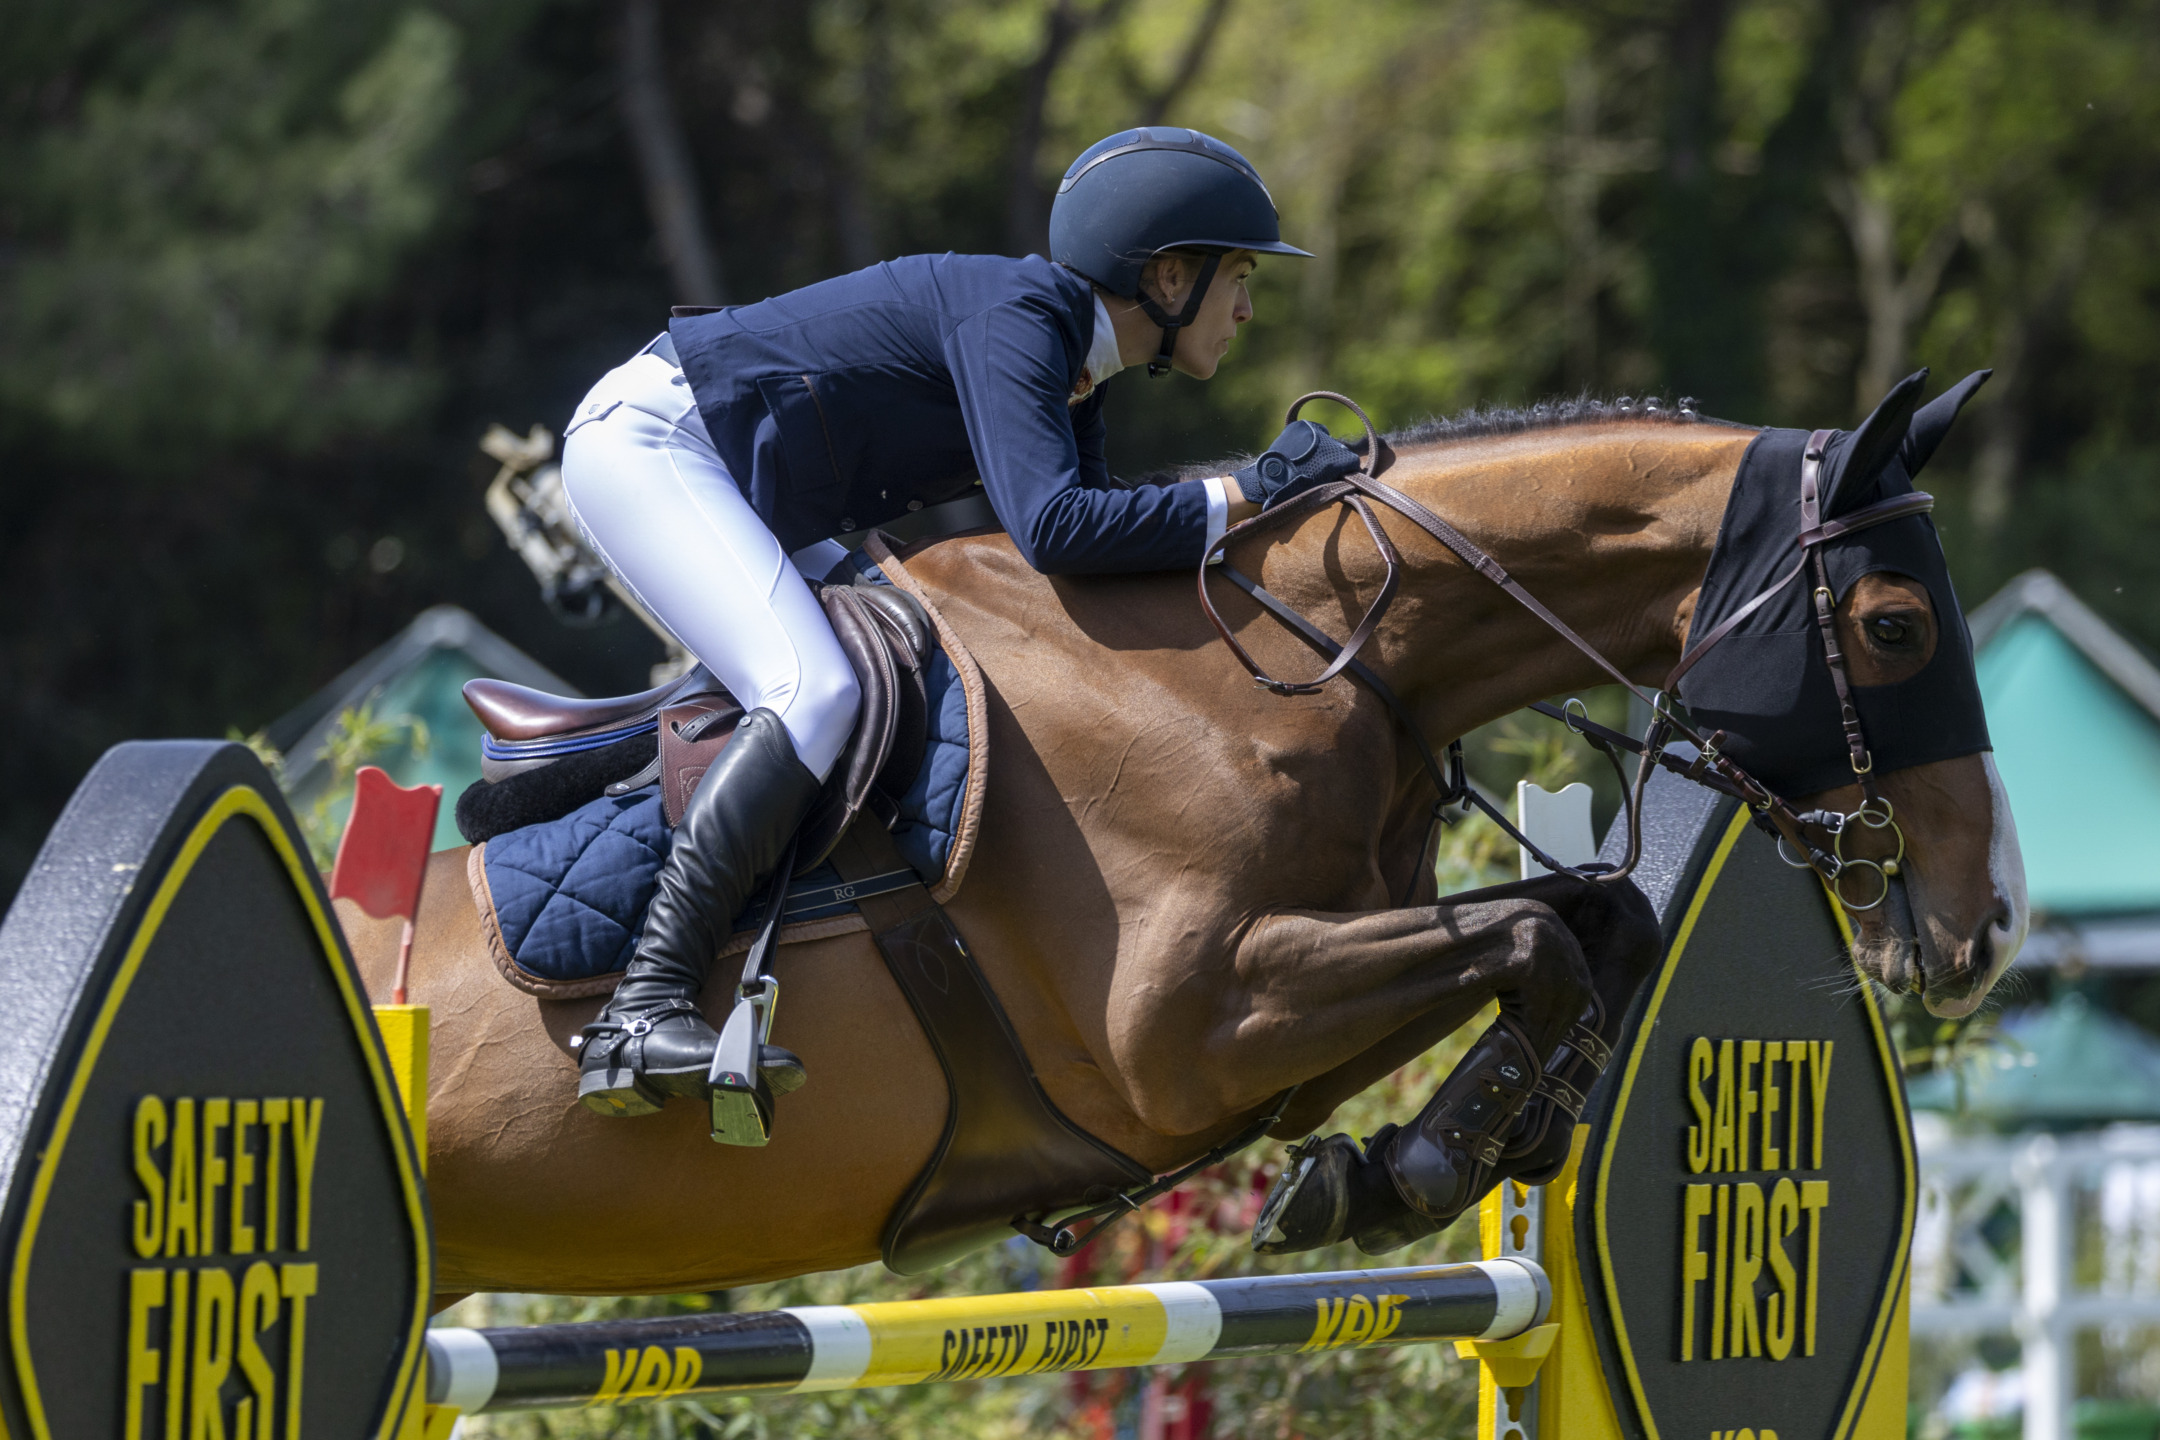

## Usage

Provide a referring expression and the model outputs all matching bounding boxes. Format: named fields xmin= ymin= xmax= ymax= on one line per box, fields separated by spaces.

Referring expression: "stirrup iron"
xmin=708 ymin=977 xmax=778 ymax=1146
xmin=709 ymin=834 xmax=799 ymax=1147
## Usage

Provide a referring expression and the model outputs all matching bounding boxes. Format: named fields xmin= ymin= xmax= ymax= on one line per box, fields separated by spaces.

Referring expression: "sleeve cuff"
xmin=1202 ymin=475 xmax=1231 ymax=563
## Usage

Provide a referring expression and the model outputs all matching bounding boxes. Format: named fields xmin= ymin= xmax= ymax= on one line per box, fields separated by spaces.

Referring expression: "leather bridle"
xmin=1199 ymin=397 xmax=1935 ymax=913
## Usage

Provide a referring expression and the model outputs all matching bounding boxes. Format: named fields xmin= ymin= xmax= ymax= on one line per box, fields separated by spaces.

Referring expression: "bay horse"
xmin=337 ymin=401 xmax=2026 ymax=1302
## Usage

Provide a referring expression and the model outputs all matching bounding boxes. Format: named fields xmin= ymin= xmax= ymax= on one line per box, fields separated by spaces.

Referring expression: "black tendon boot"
xmin=1251 ymin=1020 xmax=1545 ymax=1259
xmin=1372 ymin=1015 xmax=1546 ymax=1247
xmin=576 ymin=710 xmax=821 ymax=1117
xmin=1497 ymin=998 xmax=1612 ymax=1185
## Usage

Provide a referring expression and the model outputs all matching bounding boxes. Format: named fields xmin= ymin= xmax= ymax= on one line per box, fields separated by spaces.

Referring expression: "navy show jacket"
xmin=669 ymin=253 xmax=1212 ymax=574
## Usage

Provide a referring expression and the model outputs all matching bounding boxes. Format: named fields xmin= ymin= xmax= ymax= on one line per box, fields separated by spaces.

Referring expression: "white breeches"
xmin=560 ymin=342 xmax=862 ymax=781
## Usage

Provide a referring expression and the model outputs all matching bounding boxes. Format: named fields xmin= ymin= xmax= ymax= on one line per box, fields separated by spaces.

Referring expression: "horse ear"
xmin=1901 ymin=370 xmax=1991 ymax=478
xmin=1825 ymin=369 xmax=1929 ymax=516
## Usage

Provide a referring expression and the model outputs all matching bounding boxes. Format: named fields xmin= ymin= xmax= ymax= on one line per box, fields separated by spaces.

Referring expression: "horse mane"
xmin=1151 ymin=394 xmax=1710 ymax=482
xmin=1384 ymin=394 xmax=1704 ymax=447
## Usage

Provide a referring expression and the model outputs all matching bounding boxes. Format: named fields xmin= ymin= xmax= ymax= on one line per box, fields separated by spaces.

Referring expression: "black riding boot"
xmin=576 ymin=709 xmax=821 ymax=1117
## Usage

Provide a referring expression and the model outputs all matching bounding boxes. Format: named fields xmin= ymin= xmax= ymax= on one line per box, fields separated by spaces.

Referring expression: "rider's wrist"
xmin=1201 ymin=475 xmax=1232 ymax=550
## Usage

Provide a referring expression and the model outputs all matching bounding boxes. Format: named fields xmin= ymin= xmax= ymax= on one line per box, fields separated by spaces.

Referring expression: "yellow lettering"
xmin=126 ymin=1268 xmax=166 ymax=1440
xmin=1760 ymin=1042 xmax=1783 ymax=1170
xmin=1307 ymin=1297 xmax=1345 ymax=1350
xmin=590 ymin=1348 xmax=634 ymax=1406
xmin=166 ymin=1099 xmax=198 ymax=1259
xmin=289 ymin=1099 xmax=323 ymax=1252
xmin=668 ymin=1346 xmax=701 ymax=1398
xmin=1766 ymin=1178 xmax=1800 ymax=1360
xmin=1729 ymin=1183 xmax=1763 ymax=1358
xmin=191 ymin=1266 xmax=234 ymax=1440
xmin=260 ymin=1100 xmax=288 ymax=1253
xmin=1680 ymin=1185 xmax=1712 ymax=1362
xmin=1800 ymin=1180 xmax=1829 ymax=1356
xmin=1686 ymin=1038 xmax=1715 ymax=1173
xmin=1711 ymin=1040 xmax=1736 ymax=1173
xmin=279 ymin=1263 xmax=317 ymax=1436
xmin=201 ymin=1100 xmax=230 ymax=1257
xmin=1785 ymin=1041 xmax=1808 ymax=1170
xmin=1808 ymin=1042 xmax=1833 ymax=1168
xmin=1738 ymin=1042 xmax=1760 ymax=1172
xmin=134 ymin=1097 xmax=168 ymax=1259
xmin=229 ymin=1102 xmax=257 ymax=1256
xmin=236 ymin=1262 xmax=278 ymax=1440
xmin=164 ymin=1267 xmax=190 ymax=1440
xmin=627 ymin=1346 xmax=672 ymax=1401
xmin=1375 ymin=1294 xmax=1407 ymax=1341
xmin=1341 ymin=1295 xmax=1375 ymax=1345
xmin=1711 ymin=1184 xmax=1729 ymax=1360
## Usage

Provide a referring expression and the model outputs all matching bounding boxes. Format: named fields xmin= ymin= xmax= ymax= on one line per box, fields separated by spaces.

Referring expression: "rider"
xmin=560 ymin=127 xmax=1365 ymax=1122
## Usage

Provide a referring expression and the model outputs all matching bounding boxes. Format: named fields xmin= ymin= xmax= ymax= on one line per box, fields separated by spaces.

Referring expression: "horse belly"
xmin=343 ymin=868 xmax=947 ymax=1295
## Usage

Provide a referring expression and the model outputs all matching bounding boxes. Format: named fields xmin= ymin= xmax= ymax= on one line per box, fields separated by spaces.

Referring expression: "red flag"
xmin=329 ymin=767 xmax=443 ymax=920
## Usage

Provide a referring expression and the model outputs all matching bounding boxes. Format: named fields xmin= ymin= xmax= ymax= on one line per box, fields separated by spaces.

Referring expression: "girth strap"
xmin=825 ymin=822 xmax=1154 ymax=1273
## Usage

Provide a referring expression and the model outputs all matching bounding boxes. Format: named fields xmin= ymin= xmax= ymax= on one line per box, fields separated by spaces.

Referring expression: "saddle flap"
xmin=827 ymin=826 xmax=1151 ymax=1276
xmin=658 ymin=697 xmax=743 ymax=827
xmin=792 ymin=581 xmax=932 ymax=868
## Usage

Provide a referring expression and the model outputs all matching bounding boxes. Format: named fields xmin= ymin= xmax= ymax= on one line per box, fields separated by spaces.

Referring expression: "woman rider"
xmin=560 ymin=127 xmax=1364 ymax=1124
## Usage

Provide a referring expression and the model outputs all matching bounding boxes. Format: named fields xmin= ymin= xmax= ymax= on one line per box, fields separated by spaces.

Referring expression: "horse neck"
xmin=1260 ymin=421 xmax=1755 ymax=743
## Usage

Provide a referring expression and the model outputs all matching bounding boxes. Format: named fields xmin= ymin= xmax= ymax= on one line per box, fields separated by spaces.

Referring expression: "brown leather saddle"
xmin=459 ymin=574 xmax=1152 ymax=1275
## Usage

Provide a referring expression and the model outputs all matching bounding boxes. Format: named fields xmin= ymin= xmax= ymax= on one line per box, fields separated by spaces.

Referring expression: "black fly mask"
xmin=1671 ymin=370 xmax=1994 ymax=799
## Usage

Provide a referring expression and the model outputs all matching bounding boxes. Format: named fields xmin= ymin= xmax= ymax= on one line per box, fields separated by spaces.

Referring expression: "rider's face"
xmin=1148 ymin=251 xmax=1257 ymax=380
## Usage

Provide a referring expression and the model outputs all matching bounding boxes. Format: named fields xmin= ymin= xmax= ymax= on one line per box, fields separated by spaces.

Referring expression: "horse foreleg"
xmin=1240 ymin=875 xmax=1661 ymax=1257
xmin=1116 ymin=893 xmax=1594 ymax=1140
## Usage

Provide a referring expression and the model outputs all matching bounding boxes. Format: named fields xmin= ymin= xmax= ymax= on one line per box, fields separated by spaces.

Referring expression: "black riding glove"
xmin=1232 ymin=420 xmax=1363 ymax=508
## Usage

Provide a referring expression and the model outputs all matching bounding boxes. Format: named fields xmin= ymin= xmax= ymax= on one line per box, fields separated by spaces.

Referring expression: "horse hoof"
xmin=577 ymin=1065 xmax=664 ymax=1118
xmin=1251 ymin=1134 xmax=1356 ymax=1254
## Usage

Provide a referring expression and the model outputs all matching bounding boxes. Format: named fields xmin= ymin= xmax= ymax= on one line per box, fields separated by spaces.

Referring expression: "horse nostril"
xmin=1967 ymin=909 xmax=2012 ymax=975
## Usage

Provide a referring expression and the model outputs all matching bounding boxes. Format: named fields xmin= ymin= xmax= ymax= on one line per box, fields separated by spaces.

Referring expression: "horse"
xmin=335 ymin=399 xmax=2027 ymax=1303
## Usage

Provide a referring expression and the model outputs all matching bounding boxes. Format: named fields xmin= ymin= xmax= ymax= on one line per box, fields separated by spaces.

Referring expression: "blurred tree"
xmin=0 ymin=0 xmax=462 ymax=461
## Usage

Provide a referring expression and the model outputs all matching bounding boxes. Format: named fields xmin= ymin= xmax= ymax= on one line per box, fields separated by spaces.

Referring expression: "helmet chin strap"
xmin=1133 ymin=252 xmax=1222 ymax=378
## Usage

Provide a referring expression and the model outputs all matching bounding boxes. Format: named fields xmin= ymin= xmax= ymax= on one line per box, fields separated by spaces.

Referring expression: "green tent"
xmin=1970 ymin=572 xmax=2160 ymax=964
xmin=1906 ymin=991 xmax=2160 ymax=1123
xmin=268 ymin=605 xmax=576 ymax=853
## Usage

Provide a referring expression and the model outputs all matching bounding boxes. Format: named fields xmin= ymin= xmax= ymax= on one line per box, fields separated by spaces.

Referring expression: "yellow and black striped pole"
xmin=427 ymin=1258 xmax=1548 ymax=1414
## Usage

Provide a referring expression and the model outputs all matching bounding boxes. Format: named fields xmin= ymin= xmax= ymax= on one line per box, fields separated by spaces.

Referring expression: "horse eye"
xmin=1869 ymin=617 xmax=1910 ymax=646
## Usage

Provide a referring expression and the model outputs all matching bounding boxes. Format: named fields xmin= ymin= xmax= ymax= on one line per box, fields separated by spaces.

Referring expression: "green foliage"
xmin=0 ymin=0 xmax=461 ymax=461
xmin=294 ymin=697 xmax=428 ymax=868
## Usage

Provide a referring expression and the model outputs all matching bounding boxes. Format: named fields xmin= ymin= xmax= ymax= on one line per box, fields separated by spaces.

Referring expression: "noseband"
xmin=1198 ymin=397 xmax=1933 ymax=916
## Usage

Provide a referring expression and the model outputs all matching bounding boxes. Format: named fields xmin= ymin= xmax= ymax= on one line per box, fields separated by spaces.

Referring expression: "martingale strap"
xmin=1196 ymin=393 xmax=1938 ymax=892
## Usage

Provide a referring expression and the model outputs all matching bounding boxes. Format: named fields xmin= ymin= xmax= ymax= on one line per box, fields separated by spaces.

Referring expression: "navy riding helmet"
xmin=1050 ymin=128 xmax=1311 ymax=376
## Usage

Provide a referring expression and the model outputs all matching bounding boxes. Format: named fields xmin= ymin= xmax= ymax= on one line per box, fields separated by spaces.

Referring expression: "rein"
xmin=1198 ymin=397 xmax=1931 ymax=910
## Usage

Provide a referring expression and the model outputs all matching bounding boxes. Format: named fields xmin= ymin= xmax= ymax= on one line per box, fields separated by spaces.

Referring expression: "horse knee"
xmin=1534 ymin=878 xmax=1662 ymax=986
xmin=1498 ymin=904 xmax=1594 ymax=1018
xmin=1577 ymin=879 xmax=1661 ymax=985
